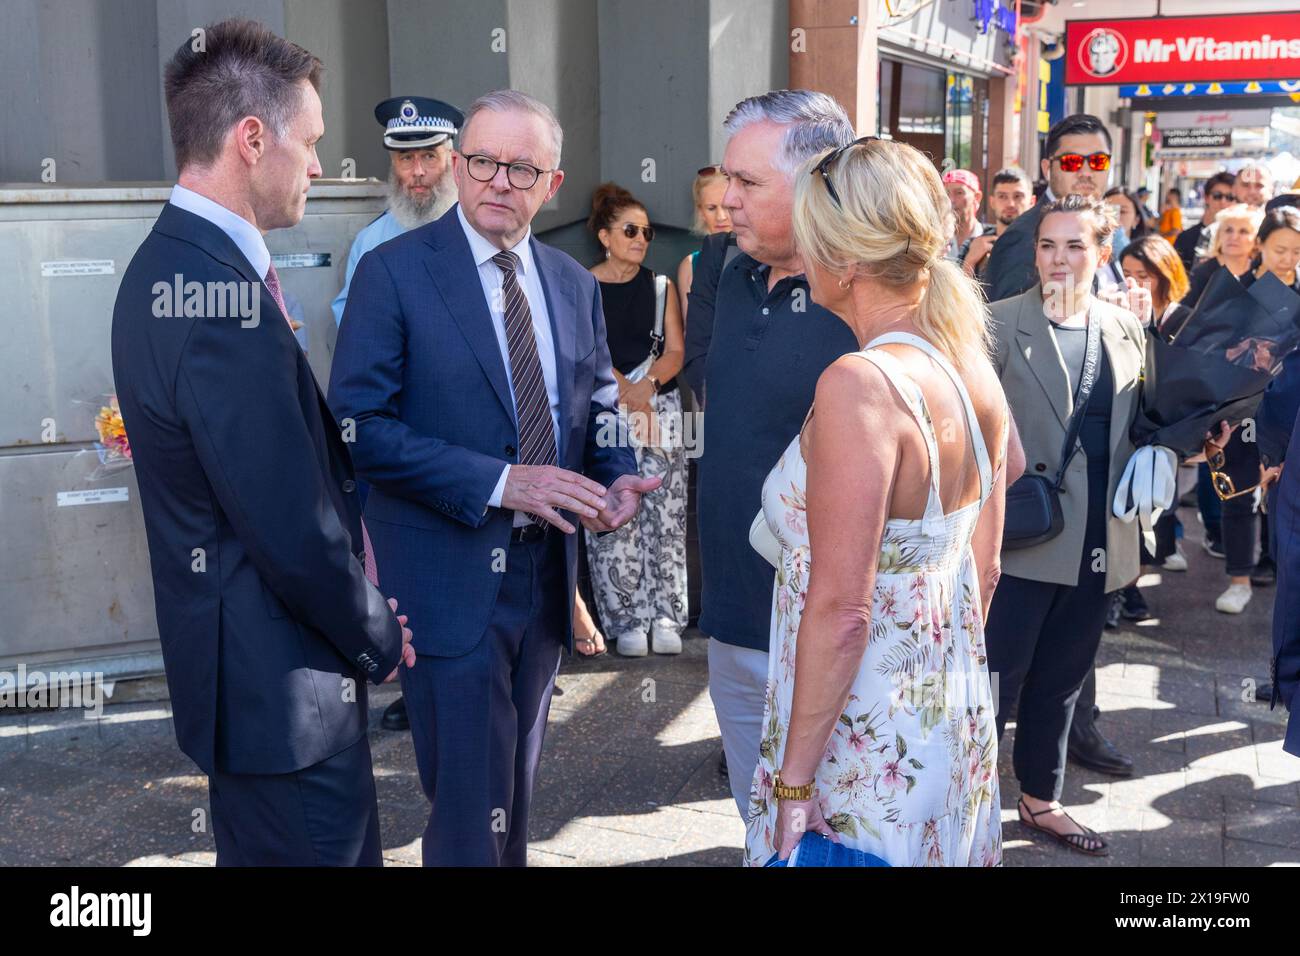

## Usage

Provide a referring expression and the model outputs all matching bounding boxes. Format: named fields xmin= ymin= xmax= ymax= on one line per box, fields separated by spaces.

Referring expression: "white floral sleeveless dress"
xmin=744 ymin=332 xmax=1004 ymax=868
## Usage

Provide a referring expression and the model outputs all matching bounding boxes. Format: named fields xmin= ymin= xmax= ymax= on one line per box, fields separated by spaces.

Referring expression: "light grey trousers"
xmin=707 ymin=637 xmax=769 ymax=820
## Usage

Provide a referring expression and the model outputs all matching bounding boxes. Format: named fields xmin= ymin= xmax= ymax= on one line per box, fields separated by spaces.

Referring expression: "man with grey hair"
xmin=680 ymin=90 xmax=859 ymax=819
xmin=329 ymin=88 xmax=647 ymax=866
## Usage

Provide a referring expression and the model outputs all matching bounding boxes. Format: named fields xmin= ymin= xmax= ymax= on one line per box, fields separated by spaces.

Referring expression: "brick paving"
xmin=1 ymin=508 xmax=1296 ymax=866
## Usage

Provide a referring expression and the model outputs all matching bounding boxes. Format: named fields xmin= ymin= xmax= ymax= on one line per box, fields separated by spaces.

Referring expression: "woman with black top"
xmin=1117 ymin=236 xmax=1193 ymax=604
xmin=1210 ymin=205 xmax=1300 ymax=615
xmin=986 ymin=196 xmax=1148 ymax=855
xmin=585 ymin=183 xmax=688 ymax=657
xmin=1184 ymin=203 xmax=1264 ymax=309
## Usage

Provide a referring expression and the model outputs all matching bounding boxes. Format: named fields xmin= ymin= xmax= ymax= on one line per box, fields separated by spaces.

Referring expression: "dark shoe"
xmin=1017 ymin=797 xmax=1109 ymax=856
xmin=381 ymin=696 xmax=410 ymax=732
xmin=1120 ymin=585 xmax=1151 ymax=622
xmin=1251 ymin=558 xmax=1277 ymax=588
xmin=1105 ymin=594 xmax=1122 ymax=630
xmin=718 ymin=750 xmax=728 ymax=778
xmin=1253 ymin=681 xmax=1275 ymax=704
xmin=1068 ymin=722 xmax=1134 ymax=777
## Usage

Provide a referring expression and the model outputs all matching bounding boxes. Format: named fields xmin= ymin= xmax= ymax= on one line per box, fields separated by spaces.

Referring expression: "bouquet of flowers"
xmin=1131 ymin=266 xmax=1300 ymax=456
xmin=89 ymin=394 xmax=133 ymax=478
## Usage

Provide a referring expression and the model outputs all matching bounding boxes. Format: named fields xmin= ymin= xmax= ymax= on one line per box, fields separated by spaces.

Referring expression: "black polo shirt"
xmin=680 ymin=234 xmax=858 ymax=652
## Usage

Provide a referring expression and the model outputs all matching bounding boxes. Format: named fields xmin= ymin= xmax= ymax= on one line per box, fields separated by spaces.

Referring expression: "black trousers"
xmin=1221 ymin=429 xmax=1263 ymax=576
xmin=986 ymin=562 xmax=1110 ymax=802
xmin=208 ymin=733 xmax=383 ymax=866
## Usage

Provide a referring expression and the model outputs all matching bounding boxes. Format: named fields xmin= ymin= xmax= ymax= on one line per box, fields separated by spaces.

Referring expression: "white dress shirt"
xmin=169 ymin=183 xmax=271 ymax=278
xmin=456 ymin=205 xmax=563 ymax=524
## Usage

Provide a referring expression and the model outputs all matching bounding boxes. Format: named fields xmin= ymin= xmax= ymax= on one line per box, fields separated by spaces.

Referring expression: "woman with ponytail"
xmin=745 ymin=138 xmax=1023 ymax=866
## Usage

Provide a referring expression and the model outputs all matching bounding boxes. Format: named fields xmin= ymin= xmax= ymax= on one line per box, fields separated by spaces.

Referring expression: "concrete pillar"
xmin=787 ymin=0 xmax=875 ymax=134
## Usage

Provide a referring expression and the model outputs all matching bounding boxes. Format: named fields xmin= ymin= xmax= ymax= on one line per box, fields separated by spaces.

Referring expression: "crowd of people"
xmin=109 ymin=18 xmax=1300 ymax=867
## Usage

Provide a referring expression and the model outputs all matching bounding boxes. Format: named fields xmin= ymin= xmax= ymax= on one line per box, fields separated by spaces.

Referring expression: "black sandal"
xmin=1017 ymin=797 xmax=1109 ymax=856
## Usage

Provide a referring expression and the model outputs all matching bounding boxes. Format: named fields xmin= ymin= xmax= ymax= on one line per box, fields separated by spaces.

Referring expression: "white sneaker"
xmin=1215 ymin=583 xmax=1252 ymax=614
xmin=651 ymin=625 xmax=682 ymax=655
xmin=1163 ymin=545 xmax=1188 ymax=572
xmin=616 ymin=632 xmax=648 ymax=657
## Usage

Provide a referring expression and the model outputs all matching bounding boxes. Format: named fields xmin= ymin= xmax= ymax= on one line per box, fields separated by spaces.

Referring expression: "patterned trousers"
xmin=584 ymin=387 xmax=689 ymax=639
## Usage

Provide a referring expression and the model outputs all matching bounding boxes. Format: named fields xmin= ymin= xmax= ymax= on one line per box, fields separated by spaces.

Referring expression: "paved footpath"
xmin=1 ymin=511 xmax=1296 ymax=866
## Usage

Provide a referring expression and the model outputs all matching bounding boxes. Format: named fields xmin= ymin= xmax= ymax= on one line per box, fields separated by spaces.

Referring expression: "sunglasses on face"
xmin=1050 ymin=152 xmax=1111 ymax=173
xmin=1209 ymin=191 xmax=1235 ymax=202
xmin=619 ymin=223 xmax=655 ymax=241
xmin=812 ymin=136 xmax=882 ymax=208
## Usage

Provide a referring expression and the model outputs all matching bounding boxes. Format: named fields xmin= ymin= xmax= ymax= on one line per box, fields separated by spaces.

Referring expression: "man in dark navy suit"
xmin=329 ymin=90 xmax=648 ymax=866
xmin=111 ymin=19 xmax=413 ymax=865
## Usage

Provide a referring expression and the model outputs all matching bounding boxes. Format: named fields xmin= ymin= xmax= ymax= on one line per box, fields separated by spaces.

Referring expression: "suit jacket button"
xmin=342 ymin=479 xmax=357 ymax=493
xmin=504 ymin=444 xmax=516 ymax=456
xmin=1035 ymin=463 xmax=1047 ymax=472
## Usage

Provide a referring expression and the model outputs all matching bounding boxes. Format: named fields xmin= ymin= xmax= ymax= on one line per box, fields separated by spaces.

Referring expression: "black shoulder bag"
xmin=1002 ymin=312 xmax=1102 ymax=550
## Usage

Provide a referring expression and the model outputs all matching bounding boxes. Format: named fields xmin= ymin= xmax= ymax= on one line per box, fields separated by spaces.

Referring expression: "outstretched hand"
xmin=580 ymin=473 xmax=662 ymax=533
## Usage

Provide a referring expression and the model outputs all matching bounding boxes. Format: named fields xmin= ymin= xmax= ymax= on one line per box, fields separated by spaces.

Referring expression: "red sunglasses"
xmin=1050 ymin=152 xmax=1111 ymax=173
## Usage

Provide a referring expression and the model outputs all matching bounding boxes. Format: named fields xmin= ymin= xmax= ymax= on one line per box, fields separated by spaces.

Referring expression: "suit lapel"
xmin=422 ymin=212 xmax=517 ymax=425
xmin=532 ymin=238 xmax=576 ymax=464
xmin=153 ymin=202 xmax=262 ymax=286
xmin=1015 ymin=285 xmax=1071 ymax=429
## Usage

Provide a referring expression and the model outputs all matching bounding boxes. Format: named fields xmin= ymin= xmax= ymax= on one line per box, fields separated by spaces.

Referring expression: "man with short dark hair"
xmin=985 ymin=113 xmax=1120 ymax=302
xmin=963 ymin=166 xmax=1035 ymax=279
xmin=112 ymin=18 xmax=414 ymax=866
xmin=1174 ymin=171 xmax=1236 ymax=271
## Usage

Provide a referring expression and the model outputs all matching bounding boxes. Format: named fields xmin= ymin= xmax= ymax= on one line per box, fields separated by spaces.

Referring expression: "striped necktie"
xmin=262 ymin=263 xmax=295 ymax=330
xmin=492 ymin=250 xmax=557 ymax=524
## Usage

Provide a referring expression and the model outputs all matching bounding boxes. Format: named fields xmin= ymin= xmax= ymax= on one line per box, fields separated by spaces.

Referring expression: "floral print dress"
xmin=744 ymin=333 xmax=1004 ymax=868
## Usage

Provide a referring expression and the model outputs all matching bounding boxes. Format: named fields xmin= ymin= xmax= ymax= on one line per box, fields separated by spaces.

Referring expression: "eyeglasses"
xmin=619 ymin=223 xmax=655 ymax=241
xmin=461 ymin=152 xmax=553 ymax=189
xmin=811 ymin=136 xmax=882 ymax=208
xmin=1208 ymin=191 xmax=1235 ymax=202
xmin=1050 ymin=152 xmax=1112 ymax=173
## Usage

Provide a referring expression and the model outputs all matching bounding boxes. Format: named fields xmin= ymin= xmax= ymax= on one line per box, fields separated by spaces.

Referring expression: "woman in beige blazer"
xmin=986 ymin=195 xmax=1146 ymax=857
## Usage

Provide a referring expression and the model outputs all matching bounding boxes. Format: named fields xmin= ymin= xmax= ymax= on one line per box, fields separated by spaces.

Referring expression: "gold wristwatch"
xmin=773 ymin=770 xmax=814 ymax=801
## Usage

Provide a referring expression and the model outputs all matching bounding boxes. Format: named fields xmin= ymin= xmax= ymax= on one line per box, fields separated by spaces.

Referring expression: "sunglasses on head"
xmin=619 ymin=223 xmax=655 ymax=241
xmin=812 ymin=136 xmax=882 ymax=208
xmin=1051 ymin=152 xmax=1111 ymax=173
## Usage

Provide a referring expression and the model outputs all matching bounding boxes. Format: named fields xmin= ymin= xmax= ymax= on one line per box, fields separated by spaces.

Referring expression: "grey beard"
xmin=387 ymin=171 xmax=457 ymax=230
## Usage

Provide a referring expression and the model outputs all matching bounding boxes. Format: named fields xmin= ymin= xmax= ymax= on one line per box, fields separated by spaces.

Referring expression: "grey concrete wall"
xmin=1 ymin=0 xmax=166 ymax=183
xmin=286 ymin=0 xmax=391 ymax=182
xmin=707 ymin=0 xmax=790 ymax=166
xmin=596 ymin=0 xmax=709 ymax=231
xmin=386 ymin=0 xmax=509 ymax=119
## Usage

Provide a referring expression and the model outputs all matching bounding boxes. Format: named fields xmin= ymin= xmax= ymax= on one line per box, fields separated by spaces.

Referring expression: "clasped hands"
xmin=501 ymin=464 xmax=661 ymax=535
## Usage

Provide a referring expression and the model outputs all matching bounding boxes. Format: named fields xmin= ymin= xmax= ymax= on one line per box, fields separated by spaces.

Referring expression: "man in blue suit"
xmin=329 ymin=89 xmax=650 ymax=866
xmin=111 ymin=20 xmax=413 ymax=865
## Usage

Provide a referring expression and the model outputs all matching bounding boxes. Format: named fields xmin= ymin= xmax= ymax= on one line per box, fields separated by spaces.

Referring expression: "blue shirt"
xmin=681 ymin=234 xmax=859 ymax=652
xmin=331 ymin=210 xmax=408 ymax=327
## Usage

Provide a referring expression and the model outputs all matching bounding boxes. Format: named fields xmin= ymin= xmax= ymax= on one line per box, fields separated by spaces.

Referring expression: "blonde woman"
xmin=745 ymin=138 xmax=1023 ymax=867
xmin=1185 ymin=202 xmax=1264 ymax=308
xmin=676 ymin=165 xmax=731 ymax=321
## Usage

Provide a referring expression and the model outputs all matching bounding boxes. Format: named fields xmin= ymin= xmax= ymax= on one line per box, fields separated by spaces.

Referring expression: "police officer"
xmin=330 ymin=96 xmax=463 ymax=328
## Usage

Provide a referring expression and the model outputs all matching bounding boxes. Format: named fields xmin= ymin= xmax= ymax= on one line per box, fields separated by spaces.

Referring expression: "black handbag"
xmin=1003 ymin=310 xmax=1102 ymax=550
